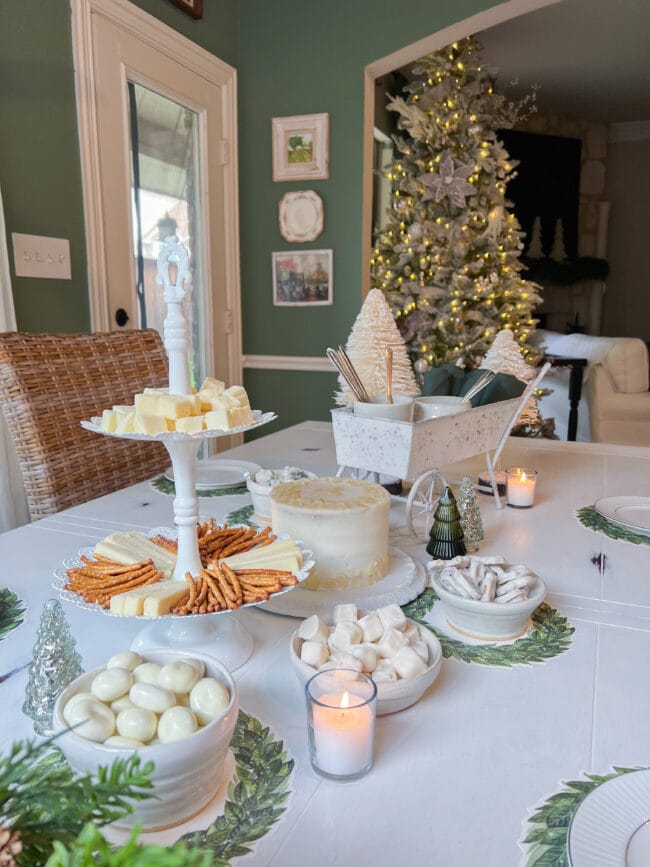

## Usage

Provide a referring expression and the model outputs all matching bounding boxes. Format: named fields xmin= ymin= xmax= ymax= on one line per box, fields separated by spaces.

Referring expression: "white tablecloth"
xmin=2 ymin=422 xmax=650 ymax=866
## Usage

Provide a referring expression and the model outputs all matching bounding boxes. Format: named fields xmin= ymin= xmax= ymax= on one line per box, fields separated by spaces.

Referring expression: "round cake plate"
xmin=258 ymin=546 xmax=426 ymax=617
xmin=164 ymin=459 xmax=262 ymax=491
xmin=53 ymin=528 xmax=314 ymax=670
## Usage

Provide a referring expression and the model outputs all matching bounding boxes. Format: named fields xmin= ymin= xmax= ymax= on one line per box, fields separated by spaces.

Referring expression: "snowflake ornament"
xmin=418 ymin=152 xmax=475 ymax=208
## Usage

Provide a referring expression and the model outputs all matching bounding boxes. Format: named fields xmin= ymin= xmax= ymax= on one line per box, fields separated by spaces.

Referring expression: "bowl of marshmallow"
xmin=427 ymin=554 xmax=546 ymax=641
xmin=246 ymin=466 xmax=317 ymax=521
xmin=290 ymin=602 xmax=442 ymax=715
xmin=53 ymin=648 xmax=238 ymax=831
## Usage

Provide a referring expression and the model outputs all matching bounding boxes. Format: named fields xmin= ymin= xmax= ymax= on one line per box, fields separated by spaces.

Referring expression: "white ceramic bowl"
xmin=246 ymin=470 xmax=317 ymax=520
xmin=353 ymin=394 xmax=414 ymax=422
xmin=53 ymin=649 xmax=238 ymax=831
xmin=289 ymin=618 xmax=442 ymax=715
xmin=429 ymin=572 xmax=547 ymax=641
xmin=414 ymin=395 xmax=471 ymax=421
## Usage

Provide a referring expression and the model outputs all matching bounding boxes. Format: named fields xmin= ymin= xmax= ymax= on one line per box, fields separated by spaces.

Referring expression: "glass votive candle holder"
xmin=305 ymin=669 xmax=377 ymax=782
xmin=506 ymin=467 xmax=538 ymax=508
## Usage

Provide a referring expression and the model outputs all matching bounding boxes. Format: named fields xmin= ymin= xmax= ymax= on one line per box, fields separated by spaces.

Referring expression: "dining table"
xmin=2 ymin=420 xmax=650 ymax=866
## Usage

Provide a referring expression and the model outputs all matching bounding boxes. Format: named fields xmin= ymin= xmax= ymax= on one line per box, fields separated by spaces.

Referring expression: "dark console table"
xmin=543 ymin=354 xmax=588 ymax=441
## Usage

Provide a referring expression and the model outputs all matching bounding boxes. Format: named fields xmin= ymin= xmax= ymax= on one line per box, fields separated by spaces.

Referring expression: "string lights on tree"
xmin=371 ymin=37 xmax=542 ymax=375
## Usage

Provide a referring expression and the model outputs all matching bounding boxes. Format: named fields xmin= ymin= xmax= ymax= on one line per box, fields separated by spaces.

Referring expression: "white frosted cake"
xmin=269 ymin=477 xmax=390 ymax=590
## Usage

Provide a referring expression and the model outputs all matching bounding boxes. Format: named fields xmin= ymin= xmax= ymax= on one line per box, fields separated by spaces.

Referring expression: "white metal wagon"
xmin=331 ymin=364 xmax=550 ymax=540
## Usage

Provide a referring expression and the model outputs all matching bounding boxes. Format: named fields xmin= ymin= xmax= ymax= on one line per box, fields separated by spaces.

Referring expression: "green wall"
xmin=1 ymin=0 xmax=492 ymax=429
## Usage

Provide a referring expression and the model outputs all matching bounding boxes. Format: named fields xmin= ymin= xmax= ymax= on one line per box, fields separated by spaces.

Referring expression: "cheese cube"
xmin=204 ymin=406 xmax=253 ymax=431
xmin=110 ymin=583 xmax=166 ymax=616
xmin=200 ymin=377 xmax=225 ymax=394
xmin=175 ymin=416 xmax=205 ymax=434
xmin=115 ymin=412 xmax=136 ymax=434
xmin=134 ymin=393 xmax=198 ymax=419
xmin=112 ymin=405 xmax=135 ymax=414
xmin=101 ymin=410 xmax=118 ymax=432
xmin=134 ymin=414 xmax=167 ymax=435
xmin=223 ymin=385 xmax=250 ymax=407
xmin=143 ymin=584 xmax=191 ymax=617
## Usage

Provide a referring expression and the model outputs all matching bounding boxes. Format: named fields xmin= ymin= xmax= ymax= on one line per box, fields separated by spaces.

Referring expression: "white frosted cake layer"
xmin=270 ymin=477 xmax=390 ymax=590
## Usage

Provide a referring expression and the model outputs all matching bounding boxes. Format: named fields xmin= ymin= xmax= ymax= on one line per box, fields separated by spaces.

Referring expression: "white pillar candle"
xmin=506 ymin=467 xmax=537 ymax=508
xmin=311 ymin=691 xmax=374 ymax=778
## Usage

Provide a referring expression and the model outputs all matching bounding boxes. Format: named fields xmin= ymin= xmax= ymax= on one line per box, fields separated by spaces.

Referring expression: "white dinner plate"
xmin=278 ymin=190 xmax=323 ymax=242
xmin=594 ymin=497 xmax=650 ymax=535
xmin=259 ymin=547 xmax=426 ymax=617
xmin=568 ymin=769 xmax=650 ymax=866
xmin=164 ymin=459 xmax=262 ymax=491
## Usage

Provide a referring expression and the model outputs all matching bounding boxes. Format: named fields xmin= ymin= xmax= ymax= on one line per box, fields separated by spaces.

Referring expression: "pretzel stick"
xmin=203 ymin=569 xmax=227 ymax=610
xmin=219 ymin=563 xmax=243 ymax=603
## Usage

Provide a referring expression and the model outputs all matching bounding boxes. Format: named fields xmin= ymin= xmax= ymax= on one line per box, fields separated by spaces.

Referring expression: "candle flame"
xmin=340 ymin=691 xmax=351 ymax=709
xmin=520 ymin=471 xmax=527 ymax=482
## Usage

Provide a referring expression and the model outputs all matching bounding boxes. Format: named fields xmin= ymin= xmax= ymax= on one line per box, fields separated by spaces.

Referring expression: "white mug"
xmin=353 ymin=394 xmax=414 ymax=422
xmin=414 ymin=395 xmax=471 ymax=421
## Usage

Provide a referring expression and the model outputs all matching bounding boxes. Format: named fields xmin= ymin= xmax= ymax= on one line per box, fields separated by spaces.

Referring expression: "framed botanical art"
xmin=272 ymin=250 xmax=333 ymax=306
xmin=272 ymin=113 xmax=329 ymax=182
xmin=170 ymin=0 xmax=203 ymax=19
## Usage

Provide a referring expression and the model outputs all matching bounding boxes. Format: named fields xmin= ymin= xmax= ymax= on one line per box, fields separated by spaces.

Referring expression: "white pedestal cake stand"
xmin=78 ymin=236 xmax=277 ymax=668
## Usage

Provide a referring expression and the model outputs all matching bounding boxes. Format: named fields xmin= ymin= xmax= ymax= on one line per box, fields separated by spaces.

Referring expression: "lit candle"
xmin=306 ymin=672 xmax=376 ymax=781
xmin=506 ymin=467 xmax=537 ymax=508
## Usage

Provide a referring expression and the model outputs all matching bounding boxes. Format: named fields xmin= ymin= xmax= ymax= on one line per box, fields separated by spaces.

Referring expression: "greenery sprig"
xmin=577 ymin=505 xmax=650 ymax=547
xmin=0 ymin=740 xmax=153 ymax=866
xmin=0 ymin=588 xmax=26 ymax=641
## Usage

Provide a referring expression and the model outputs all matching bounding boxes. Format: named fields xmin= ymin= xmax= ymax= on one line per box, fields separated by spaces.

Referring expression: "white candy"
xmin=357 ymin=612 xmax=384 ymax=643
xmin=333 ymin=603 xmax=358 ymax=624
xmin=65 ymin=698 xmax=116 ymax=743
xmin=133 ymin=663 xmax=162 ymax=686
xmin=91 ymin=668 xmax=134 ymax=703
xmin=377 ymin=603 xmax=407 ymax=632
xmin=335 ymin=651 xmax=363 ymax=673
xmin=403 ymin=621 xmax=419 ymax=641
xmin=62 ymin=692 xmax=95 ymax=725
xmin=158 ymin=661 xmax=200 ymax=695
xmin=317 ymin=660 xmax=340 ymax=672
xmin=111 ymin=695 xmax=136 ymax=714
xmin=348 ymin=644 xmax=377 ymax=673
xmin=373 ymin=660 xmax=398 ymax=682
xmin=329 ymin=621 xmax=363 ymax=651
xmin=300 ymin=640 xmax=329 ymax=668
xmin=158 ymin=706 xmax=198 ymax=743
xmin=377 ymin=627 xmax=408 ymax=659
xmin=298 ymin=614 xmax=329 ymax=643
xmin=409 ymin=639 xmax=429 ymax=664
xmin=393 ymin=646 xmax=427 ymax=679
xmin=116 ymin=707 xmax=157 ymax=743
xmin=189 ymin=678 xmax=231 ymax=725
xmin=182 ymin=658 xmax=205 ymax=679
xmin=103 ymin=735 xmax=145 ymax=748
xmin=129 ymin=682 xmax=176 ymax=714
xmin=106 ymin=651 xmax=142 ymax=672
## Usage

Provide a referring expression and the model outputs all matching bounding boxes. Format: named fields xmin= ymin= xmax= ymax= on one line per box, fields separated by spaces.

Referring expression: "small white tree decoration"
xmin=335 ymin=289 xmax=419 ymax=406
xmin=526 ymin=216 xmax=544 ymax=259
xmin=482 ymin=329 xmax=536 ymax=383
xmin=550 ymin=218 xmax=567 ymax=262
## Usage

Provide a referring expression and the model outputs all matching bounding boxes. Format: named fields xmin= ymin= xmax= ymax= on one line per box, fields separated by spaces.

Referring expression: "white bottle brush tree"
xmin=335 ymin=288 xmax=419 ymax=405
xmin=371 ymin=36 xmax=542 ymax=373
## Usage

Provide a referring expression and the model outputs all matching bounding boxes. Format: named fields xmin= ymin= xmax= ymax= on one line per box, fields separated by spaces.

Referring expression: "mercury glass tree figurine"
xmin=23 ymin=600 xmax=83 ymax=735
xmin=457 ymin=475 xmax=485 ymax=553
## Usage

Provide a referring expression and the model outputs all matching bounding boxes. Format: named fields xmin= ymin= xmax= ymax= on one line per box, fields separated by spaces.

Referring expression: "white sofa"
xmin=535 ymin=330 xmax=650 ymax=446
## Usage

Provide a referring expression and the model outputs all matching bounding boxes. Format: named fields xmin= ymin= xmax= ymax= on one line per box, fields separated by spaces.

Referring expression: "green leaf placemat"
xmin=577 ymin=505 xmax=650 ymax=547
xmin=151 ymin=476 xmax=248 ymax=498
xmin=224 ymin=504 xmax=257 ymax=527
xmin=519 ymin=766 xmax=648 ymax=866
xmin=181 ymin=709 xmax=294 ymax=865
xmin=0 ymin=587 xmax=27 ymax=641
xmin=402 ymin=588 xmax=574 ymax=667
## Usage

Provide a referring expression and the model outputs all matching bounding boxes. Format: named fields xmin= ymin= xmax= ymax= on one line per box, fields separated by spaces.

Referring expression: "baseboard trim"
xmin=242 ymin=354 xmax=333 ymax=372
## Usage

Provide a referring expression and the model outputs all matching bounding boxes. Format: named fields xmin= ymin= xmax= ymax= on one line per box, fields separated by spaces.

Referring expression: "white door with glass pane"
xmin=73 ymin=0 xmax=241 ymax=398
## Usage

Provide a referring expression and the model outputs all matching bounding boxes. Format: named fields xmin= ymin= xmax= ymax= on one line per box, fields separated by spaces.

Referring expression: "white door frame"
xmin=71 ymin=0 xmax=242 ymax=388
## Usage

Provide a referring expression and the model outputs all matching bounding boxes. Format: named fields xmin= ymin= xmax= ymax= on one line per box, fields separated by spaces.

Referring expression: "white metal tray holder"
xmin=332 ymin=362 xmax=550 ymax=535
xmin=77 ymin=236 xmax=277 ymax=665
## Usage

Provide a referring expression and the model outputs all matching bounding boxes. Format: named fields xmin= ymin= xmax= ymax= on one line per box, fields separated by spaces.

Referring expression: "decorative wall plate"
xmin=279 ymin=190 xmax=324 ymax=242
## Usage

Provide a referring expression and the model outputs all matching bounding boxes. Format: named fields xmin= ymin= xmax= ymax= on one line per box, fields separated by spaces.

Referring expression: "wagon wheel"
xmin=406 ymin=469 xmax=448 ymax=541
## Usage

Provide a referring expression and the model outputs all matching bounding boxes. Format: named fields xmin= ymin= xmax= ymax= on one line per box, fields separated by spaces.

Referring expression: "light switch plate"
xmin=12 ymin=233 xmax=71 ymax=280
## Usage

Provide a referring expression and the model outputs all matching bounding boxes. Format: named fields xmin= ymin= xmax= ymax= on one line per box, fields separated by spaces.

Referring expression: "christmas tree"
xmin=371 ymin=36 xmax=542 ymax=375
xmin=335 ymin=288 xmax=419 ymax=405
xmin=426 ymin=486 xmax=467 ymax=560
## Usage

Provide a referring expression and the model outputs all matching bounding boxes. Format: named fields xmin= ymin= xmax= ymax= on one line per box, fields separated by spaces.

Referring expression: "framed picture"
xmin=169 ymin=0 xmax=203 ymax=19
xmin=272 ymin=113 xmax=329 ymax=182
xmin=272 ymin=250 xmax=333 ymax=306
